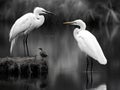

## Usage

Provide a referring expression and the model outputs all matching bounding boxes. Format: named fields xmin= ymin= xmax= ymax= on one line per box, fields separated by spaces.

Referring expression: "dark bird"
xmin=39 ymin=48 xmax=48 ymax=58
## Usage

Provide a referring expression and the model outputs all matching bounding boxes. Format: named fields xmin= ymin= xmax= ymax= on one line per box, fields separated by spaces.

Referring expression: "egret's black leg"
xmin=86 ymin=56 xmax=89 ymax=88
xmin=86 ymin=56 xmax=89 ymax=72
xmin=25 ymin=34 xmax=29 ymax=56
xmin=23 ymin=35 xmax=26 ymax=56
xmin=90 ymin=59 xmax=93 ymax=87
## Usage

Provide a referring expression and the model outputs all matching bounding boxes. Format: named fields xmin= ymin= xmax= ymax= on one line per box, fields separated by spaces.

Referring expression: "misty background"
xmin=0 ymin=0 xmax=120 ymax=90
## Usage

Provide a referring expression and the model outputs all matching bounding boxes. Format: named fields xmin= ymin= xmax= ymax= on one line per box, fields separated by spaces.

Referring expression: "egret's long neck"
xmin=73 ymin=21 xmax=86 ymax=41
xmin=33 ymin=9 xmax=39 ymax=16
xmin=34 ymin=12 xmax=40 ymax=18
xmin=73 ymin=28 xmax=80 ymax=40
xmin=78 ymin=21 xmax=86 ymax=30
xmin=33 ymin=8 xmax=45 ymax=28
xmin=35 ymin=15 xmax=45 ymax=28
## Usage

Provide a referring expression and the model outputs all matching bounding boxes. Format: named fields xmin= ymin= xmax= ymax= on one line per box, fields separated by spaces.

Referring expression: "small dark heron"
xmin=39 ymin=48 xmax=48 ymax=58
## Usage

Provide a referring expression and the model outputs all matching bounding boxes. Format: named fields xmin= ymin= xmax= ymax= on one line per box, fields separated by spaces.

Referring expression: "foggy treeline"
xmin=0 ymin=0 xmax=120 ymax=24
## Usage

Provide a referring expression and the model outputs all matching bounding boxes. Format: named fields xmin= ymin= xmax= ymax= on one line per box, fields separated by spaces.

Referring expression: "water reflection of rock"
xmin=0 ymin=79 xmax=46 ymax=90
xmin=0 ymin=55 xmax=49 ymax=89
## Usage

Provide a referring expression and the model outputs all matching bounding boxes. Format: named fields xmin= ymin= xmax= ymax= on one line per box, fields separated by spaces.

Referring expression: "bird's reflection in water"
xmin=89 ymin=84 xmax=107 ymax=90
xmin=85 ymin=70 xmax=107 ymax=90
xmin=0 ymin=68 xmax=107 ymax=90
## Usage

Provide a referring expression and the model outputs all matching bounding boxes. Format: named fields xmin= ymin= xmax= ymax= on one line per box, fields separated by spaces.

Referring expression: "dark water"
xmin=0 ymin=23 xmax=120 ymax=90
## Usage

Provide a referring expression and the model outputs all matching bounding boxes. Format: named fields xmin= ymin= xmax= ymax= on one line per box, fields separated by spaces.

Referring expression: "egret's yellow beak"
xmin=63 ymin=21 xmax=74 ymax=25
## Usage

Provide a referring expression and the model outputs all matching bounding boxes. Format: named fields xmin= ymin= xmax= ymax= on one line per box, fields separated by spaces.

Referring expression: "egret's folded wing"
xmin=78 ymin=30 xmax=107 ymax=64
xmin=9 ymin=13 xmax=33 ymax=42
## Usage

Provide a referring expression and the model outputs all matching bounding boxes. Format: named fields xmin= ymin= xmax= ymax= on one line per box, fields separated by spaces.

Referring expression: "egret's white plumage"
xmin=64 ymin=19 xmax=107 ymax=65
xmin=9 ymin=7 xmax=53 ymax=55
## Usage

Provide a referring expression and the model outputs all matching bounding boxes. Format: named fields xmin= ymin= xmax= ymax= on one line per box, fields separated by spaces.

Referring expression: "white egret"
xmin=9 ymin=7 xmax=54 ymax=56
xmin=63 ymin=19 xmax=107 ymax=86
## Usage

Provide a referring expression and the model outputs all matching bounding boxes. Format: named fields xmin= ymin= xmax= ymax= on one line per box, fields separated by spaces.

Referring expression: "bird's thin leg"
xmin=25 ymin=34 xmax=29 ymax=56
xmin=86 ymin=56 xmax=89 ymax=88
xmin=23 ymin=35 xmax=26 ymax=56
xmin=90 ymin=59 xmax=93 ymax=87
xmin=86 ymin=56 xmax=89 ymax=72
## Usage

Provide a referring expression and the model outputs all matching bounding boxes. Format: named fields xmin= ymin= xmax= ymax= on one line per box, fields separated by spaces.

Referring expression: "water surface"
xmin=0 ymin=23 xmax=120 ymax=90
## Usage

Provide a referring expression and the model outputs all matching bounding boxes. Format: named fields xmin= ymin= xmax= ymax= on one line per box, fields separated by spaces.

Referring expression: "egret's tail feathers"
xmin=10 ymin=38 xmax=17 ymax=55
xmin=98 ymin=57 xmax=107 ymax=65
xmin=95 ymin=46 xmax=107 ymax=65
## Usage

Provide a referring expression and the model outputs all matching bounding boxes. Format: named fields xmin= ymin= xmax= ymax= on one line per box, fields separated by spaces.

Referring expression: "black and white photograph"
xmin=0 ymin=0 xmax=119 ymax=90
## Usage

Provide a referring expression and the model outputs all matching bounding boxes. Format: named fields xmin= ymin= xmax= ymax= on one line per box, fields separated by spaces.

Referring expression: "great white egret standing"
xmin=9 ymin=7 xmax=54 ymax=56
xmin=63 ymin=19 xmax=107 ymax=87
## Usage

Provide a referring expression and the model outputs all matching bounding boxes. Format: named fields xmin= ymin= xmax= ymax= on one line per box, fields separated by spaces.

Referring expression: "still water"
xmin=0 ymin=23 xmax=120 ymax=90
